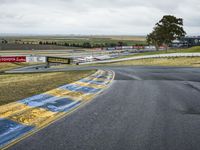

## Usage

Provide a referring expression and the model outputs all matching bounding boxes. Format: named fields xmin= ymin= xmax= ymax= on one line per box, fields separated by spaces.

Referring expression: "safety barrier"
xmin=80 ymin=53 xmax=200 ymax=65
xmin=26 ymin=56 xmax=46 ymax=63
xmin=0 ymin=70 xmax=114 ymax=149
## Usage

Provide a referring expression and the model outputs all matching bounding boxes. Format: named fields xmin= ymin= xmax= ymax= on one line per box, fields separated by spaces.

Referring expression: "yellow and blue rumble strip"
xmin=0 ymin=70 xmax=114 ymax=149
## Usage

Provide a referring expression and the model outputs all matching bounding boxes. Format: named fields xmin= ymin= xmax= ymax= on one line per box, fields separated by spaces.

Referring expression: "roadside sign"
xmin=0 ymin=56 xmax=26 ymax=63
xmin=26 ymin=56 xmax=46 ymax=63
xmin=47 ymin=57 xmax=71 ymax=64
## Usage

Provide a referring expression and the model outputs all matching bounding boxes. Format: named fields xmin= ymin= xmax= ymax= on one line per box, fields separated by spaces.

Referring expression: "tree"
xmin=2 ymin=39 xmax=8 ymax=44
xmin=109 ymin=43 xmax=117 ymax=47
xmin=118 ymin=41 xmax=124 ymax=46
xmin=147 ymin=15 xmax=186 ymax=51
xmin=82 ymin=42 xmax=91 ymax=48
xmin=64 ymin=42 xmax=70 ymax=46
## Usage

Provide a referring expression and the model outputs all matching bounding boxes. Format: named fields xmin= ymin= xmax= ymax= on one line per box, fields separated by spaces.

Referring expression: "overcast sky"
xmin=0 ymin=0 xmax=200 ymax=35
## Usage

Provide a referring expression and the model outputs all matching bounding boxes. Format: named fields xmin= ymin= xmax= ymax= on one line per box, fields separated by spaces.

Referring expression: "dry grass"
xmin=104 ymin=57 xmax=200 ymax=67
xmin=102 ymin=36 xmax=146 ymax=41
xmin=0 ymin=70 xmax=96 ymax=105
xmin=0 ymin=63 xmax=41 ymax=72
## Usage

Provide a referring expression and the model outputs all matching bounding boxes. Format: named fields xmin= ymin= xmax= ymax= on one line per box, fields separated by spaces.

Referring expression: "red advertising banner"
xmin=0 ymin=56 xmax=26 ymax=63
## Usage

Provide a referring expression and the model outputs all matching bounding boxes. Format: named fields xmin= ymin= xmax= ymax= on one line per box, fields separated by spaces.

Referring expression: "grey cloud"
xmin=0 ymin=0 xmax=199 ymax=35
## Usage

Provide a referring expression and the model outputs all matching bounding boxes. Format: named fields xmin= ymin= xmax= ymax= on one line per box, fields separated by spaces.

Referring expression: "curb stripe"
xmin=0 ymin=69 xmax=114 ymax=149
xmin=59 ymin=84 xmax=101 ymax=93
xmin=0 ymin=119 xmax=34 ymax=148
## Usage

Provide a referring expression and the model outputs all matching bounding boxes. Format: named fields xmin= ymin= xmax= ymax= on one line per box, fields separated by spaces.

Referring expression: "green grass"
xmin=102 ymin=57 xmax=200 ymax=67
xmin=113 ymin=46 xmax=200 ymax=60
xmin=0 ymin=70 xmax=96 ymax=106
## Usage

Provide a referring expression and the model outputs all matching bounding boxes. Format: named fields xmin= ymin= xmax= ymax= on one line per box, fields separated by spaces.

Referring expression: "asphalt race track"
xmin=8 ymin=66 xmax=200 ymax=150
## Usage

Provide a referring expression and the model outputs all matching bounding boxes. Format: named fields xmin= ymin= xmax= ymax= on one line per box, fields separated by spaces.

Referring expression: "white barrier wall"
xmin=80 ymin=53 xmax=200 ymax=65
xmin=26 ymin=56 xmax=46 ymax=63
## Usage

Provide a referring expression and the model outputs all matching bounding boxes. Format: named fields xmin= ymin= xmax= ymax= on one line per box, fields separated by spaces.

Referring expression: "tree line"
xmin=1 ymin=39 xmax=147 ymax=48
xmin=1 ymin=39 xmax=8 ymax=44
xmin=38 ymin=41 xmax=147 ymax=48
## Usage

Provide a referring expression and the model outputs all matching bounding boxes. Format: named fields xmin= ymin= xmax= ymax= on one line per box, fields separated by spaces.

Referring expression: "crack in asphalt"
xmin=183 ymin=82 xmax=200 ymax=93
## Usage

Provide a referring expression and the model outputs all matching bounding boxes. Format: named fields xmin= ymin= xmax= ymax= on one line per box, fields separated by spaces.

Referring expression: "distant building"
xmin=172 ymin=36 xmax=200 ymax=47
xmin=183 ymin=36 xmax=200 ymax=47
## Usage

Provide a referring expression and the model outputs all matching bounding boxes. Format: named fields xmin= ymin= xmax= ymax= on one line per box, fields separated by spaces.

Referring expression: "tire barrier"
xmin=0 ymin=70 xmax=114 ymax=149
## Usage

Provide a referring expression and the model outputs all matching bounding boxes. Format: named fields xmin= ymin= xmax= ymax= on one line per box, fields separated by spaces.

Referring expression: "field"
xmin=0 ymin=70 xmax=96 ymax=105
xmin=0 ymin=35 xmax=147 ymax=50
xmin=100 ymin=35 xmax=146 ymax=41
xmin=2 ymin=35 xmax=146 ymax=44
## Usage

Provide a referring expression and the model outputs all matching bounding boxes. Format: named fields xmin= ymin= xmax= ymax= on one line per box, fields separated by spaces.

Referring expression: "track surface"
xmin=9 ymin=66 xmax=200 ymax=150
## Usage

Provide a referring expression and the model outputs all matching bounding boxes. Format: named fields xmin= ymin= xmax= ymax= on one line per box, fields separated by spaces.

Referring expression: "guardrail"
xmin=79 ymin=53 xmax=200 ymax=65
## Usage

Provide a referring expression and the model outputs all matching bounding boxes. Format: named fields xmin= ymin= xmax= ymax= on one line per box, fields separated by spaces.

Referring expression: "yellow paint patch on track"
xmin=0 ymin=103 xmax=31 ymax=118
xmin=74 ymin=81 xmax=106 ymax=89
xmin=8 ymin=107 xmax=57 ymax=127
xmin=45 ymin=88 xmax=94 ymax=101
xmin=94 ymin=78 xmax=110 ymax=82
xmin=45 ymin=88 xmax=72 ymax=97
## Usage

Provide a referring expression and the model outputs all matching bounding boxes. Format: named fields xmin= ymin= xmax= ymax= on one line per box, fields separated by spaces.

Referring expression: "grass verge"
xmin=0 ymin=70 xmax=96 ymax=106
xmin=103 ymin=57 xmax=200 ymax=67
xmin=114 ymin=46 xmax=200 ymax=60
xmin=0 ymin=63 xmax=43 ymax=72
